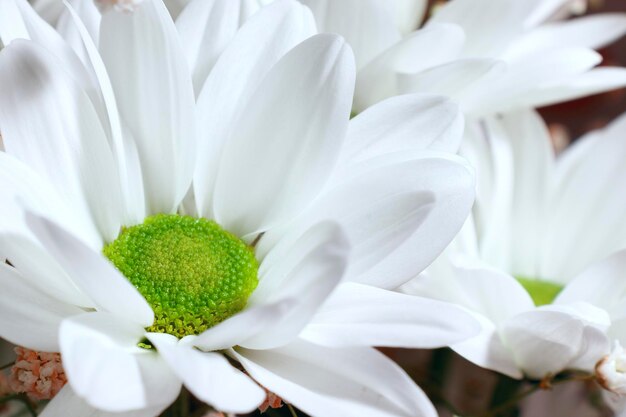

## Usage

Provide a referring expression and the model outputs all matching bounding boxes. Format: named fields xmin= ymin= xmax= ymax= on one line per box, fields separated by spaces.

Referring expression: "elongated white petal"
xmin=56 ymin=0 xmax=101 ymax=65
xmin=462 ymin=48 xmax=611 ymax=115
xmin=501 ymin=309 xmax=608 ymax=379
xmin=0 ymin=40 xmax=123 ymax=243
xmin=259 ymin=152 xmax=475 ymax=289
xmin=193 ymin=0 xmax=315 ymax=218
xmin=507 ymin=14 xmax=626 ymax=58
xmin=193 ymin=0 xmax=316 ymax=218
xmin=338 ymin=94 xmax=464 ymax=167
xmin=452 ymin=312 xmax=523 ymax=379
xmin=428 ymin=0 xmax=531 ymax=57
xmin=498 ymin=67 xmax=626 ymax=114
xmin=0 ymin=0 xmax=29 ymax=43
xmin=0 ymin=0 xmax=90 ymax=89
xmin=234 ymin=340 xmax=437 ymax=417
xmin=243 ymin=222 xmax=349 ymax=349
xmin=301 ymin=282 xmax=480 ymax=348
xmin=100 ymin=0 xmax=195 ymax=214
xmin=385 ymin=0 xmax=427 ymax=35
xmin=408 ymin=260 xmax=535 ymax=326
xmin=213 ymin=34 xmax=354 ymax=236
xmin=354 ymin=23 xmax=465 ymax=112
xmin=556 ymin=251 xmax=626 ymax=313
xmin=41 ymin=385 xmax=167 ymax=417
xmin=176 ymin=0 xmax=259 ymax=95
xmin=543 ymin=113 xmax=626 ymax=282
xmin=62 ymin=0 xmax=147 ymax=225
xmin=299 ymin=0 xmax=401 ymax=70
xmin=0 ymin=153 xmax=98 ymax=307
xmin=496 ymin=110 xmax=554 ymax=279
xmin=148 ymin=333 xmax=265 ymax=413
xmin=60 ymin=312 xmax=181 ymax=413
xmin=0 ymin=263 xmax=83 ymax=352
xmin=26 ymin=213 xmax=154 ymax=327
xmin=398 ymin=58 xmax=504 ymax=101
xmin=186 ymin=300 xmax=296 ymax=351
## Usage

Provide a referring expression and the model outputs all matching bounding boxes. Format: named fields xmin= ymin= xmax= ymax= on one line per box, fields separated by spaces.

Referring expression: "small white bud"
xmin=596 ymin=341 xmax=626 ymax=395
xmin=94 ymin=0 xmax=144 ymax=14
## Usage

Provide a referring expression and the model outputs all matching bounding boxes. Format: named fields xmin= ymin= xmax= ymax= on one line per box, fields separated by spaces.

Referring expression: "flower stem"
xmin=286 ymin=403 xmax=299 ymax=417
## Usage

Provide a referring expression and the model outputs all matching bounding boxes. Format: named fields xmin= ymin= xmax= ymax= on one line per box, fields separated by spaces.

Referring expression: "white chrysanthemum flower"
xmin=0 ymin=0 xmax=479 ymax=416
xmin=292 ymin=0 xmax=626 ymax=117
xmin=403 ymin=110 xmax=626 ymax=380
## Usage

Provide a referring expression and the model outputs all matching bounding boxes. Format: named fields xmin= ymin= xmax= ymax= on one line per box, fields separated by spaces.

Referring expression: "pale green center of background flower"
xmin=515 ymin=277 xmax=563 ymax=307
xmin=103 ymin=214 xmax=259 ymax=338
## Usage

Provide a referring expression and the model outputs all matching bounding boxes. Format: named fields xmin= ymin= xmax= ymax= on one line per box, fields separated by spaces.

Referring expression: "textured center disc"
xmin=103 ymin=214 xmax=259 ymax=338
xmin=515 ymin=276 xmax=563 ymax=307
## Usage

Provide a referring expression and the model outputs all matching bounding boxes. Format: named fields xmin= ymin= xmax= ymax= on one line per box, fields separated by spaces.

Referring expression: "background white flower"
xmin=294 ymin=0 xmax=626 ymax=117
xmin=404 ymin=110 xmax=626 ymax=379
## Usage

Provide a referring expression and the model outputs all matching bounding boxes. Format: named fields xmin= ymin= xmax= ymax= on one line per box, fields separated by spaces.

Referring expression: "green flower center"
xmin=103 ymin=214 xmax=259 ymax=338
xmin=515 ymin=276 xmax=563 ymax=307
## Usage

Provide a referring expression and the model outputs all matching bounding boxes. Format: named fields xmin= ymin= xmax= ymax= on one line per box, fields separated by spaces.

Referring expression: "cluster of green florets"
xmin=515 ymin=276 xmax=564 ymax=307
xmin=103 ymin=214 xmax=259 ymax=338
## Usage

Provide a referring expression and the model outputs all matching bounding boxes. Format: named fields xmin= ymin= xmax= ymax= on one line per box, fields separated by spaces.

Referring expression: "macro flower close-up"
xmin=1 ymin=0 xmax=626 ymax=417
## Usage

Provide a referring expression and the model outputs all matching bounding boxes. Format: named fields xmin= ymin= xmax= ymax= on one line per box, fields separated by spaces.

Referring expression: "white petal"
xmin=100 ymin=0 xmax=196 ymax=214
xmin=501 ymin=309 xmax=598 ymax=379
xmin=62 ymin=0 xmax=147 ymax=225
xmin=244 ymin=222 xmax=349 ymax=349
xmin=301 ymin=282 xmax=480 ymax=349
xmin=385 ymin=0 xmax=427 ymax=35
xmin=499 ymin=110 xmax=554 ymax=279
xmin=176 ymin=0 xmax=259 ymax=95
xmin=259 ymin=152 xmax=475 ymax=289
xmin=148 ymin=333 xmax=265 ymax=413
xmin=354 ymin=23 xmax=465 ymax=112
xmin=0 ymin=153 xmax=97 ymax=307
xmin=556 ymin=251 xmax=626 ymax=313
xmin=41 ymin=385 xmax=167 ymax=417
xmin=0 ymin=233 xmax=94 ymax=308
xmin=452 ymin=312 xmax=523 ymax=379
xmin=26 ymin=212 xmax=154 ymax=327
xmin=193 ymin=0 xmax=316 ymax=218
xmin=508 ymin=14 xmax=626 ymax=58
xmin=213 ymin=34 xmax=355 ymax=236
xmin=500 ymin=67 xmax=626 ymax=113
xmin=543 ymin=112 xmax=626 ymax=282
xmin=338 ymin=94 xmax=464 ymax=168
xmin=60 ymin=312 xmax=181 ymax=413
xmin=0 ymin=263 xmax=83 ymax=352
xmin=404 ymin=259 xmax=535 ymax=327
xmin=428 ymin=0 xmax=530 ymax=57
xmin=0 ymin=0 xmax=90 ymax=89
xmin=186 ymin=300 xmax=296 ymax=351
xmin=0 ymin=0 xmax=29 ymax=43
xmin=462 ymin=47 xmax=621 ymax=115
xmin=233 ymin=340 xmax=436 ymax=417
xmin=56 ymin=0 xmax=101 ymax=66
xmin=0 ymin=40 xmax=123 ymax=243
xmin=300 ymin=0 xmax=401 ymax=70
xmin=397 ymin=58 xmax=505 ymax=101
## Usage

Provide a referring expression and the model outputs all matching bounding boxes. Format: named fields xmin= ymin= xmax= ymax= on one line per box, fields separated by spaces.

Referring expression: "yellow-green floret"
xmin=515 ymin=277 xmax=563 ymax=307
xmin=103 ymin=214 xmax=259 ymax=338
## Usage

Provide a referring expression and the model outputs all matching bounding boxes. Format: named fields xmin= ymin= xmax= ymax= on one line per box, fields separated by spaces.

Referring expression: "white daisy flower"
xmin=404 ymin=110 xmax=626 ymax=380
xmin=292 ymin=0 xmax=626 ymax=117
xmin=0 ymin=0 xmax=478 ymax=415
